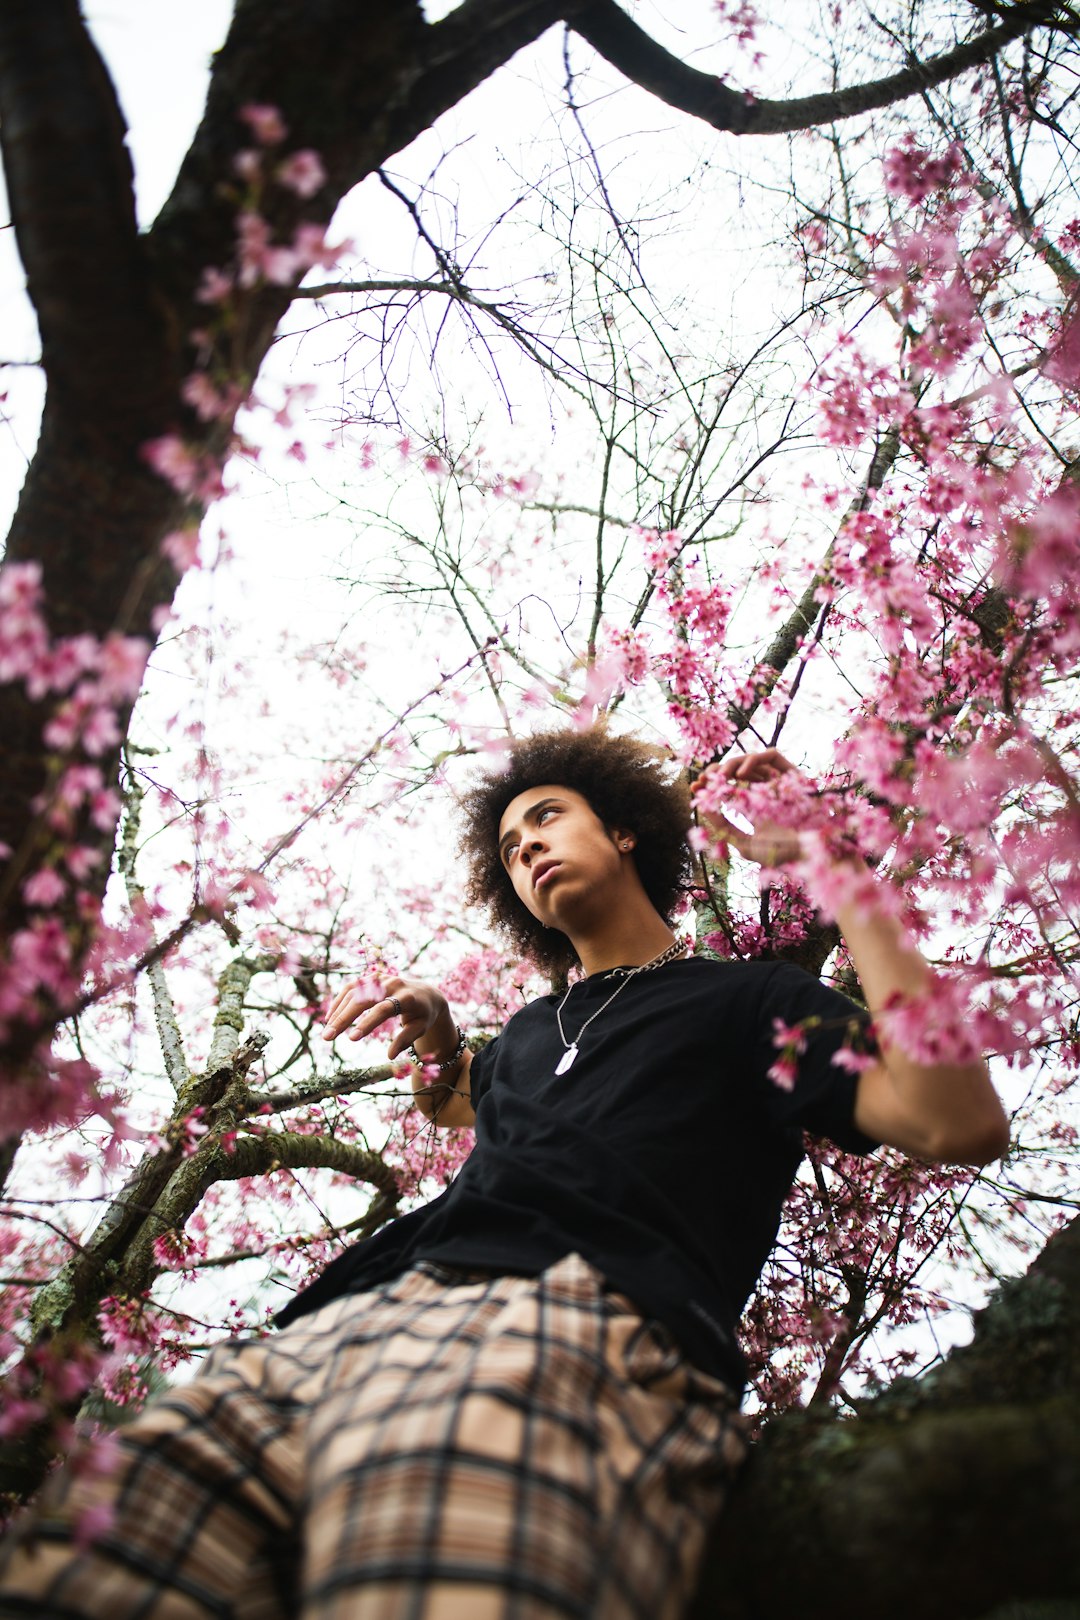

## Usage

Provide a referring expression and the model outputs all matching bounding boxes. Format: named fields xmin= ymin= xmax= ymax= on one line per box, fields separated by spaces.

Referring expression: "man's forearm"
xmin=408 ymin=1009 xmax=474 ymax=1127
xmin=831 ymin=869 xmax=1009 ymax=1164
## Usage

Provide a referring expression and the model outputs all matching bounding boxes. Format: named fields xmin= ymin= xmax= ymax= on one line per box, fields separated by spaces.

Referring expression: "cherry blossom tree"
xmin=2 ymin=1 xmax=1080 ymax=1612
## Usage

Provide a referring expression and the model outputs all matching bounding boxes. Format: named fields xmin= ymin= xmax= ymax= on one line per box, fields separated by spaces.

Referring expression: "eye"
xmin=503 ymin=805 xmax=560 ymax=866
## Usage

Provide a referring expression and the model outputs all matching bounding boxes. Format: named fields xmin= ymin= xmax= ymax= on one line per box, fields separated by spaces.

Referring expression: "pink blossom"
xmin=22 ymin=868 xmax=65 ymax=908
xmin=1044 ymin=303 xmax=1080 ymax=391
xmin=714 ymin=1 xmax=760 ymax=46
xmin=42 ymin=701 xmax=79 ymax=752
xmin=56 ymin=766 xmax=103 ymax=810
xmin=96 ymin=635 xmax=150 ymax=702
xmin=771 ymin=1018 xmax=809 ymax=1053
xmin=1003 ymin=485 xmax=1080 ymax=609
xmin=877 ymin=979 xmax=984 ymax=1067
xmin=26 ymin=634 xmax=98 ymax=700
xmin=161 ymin=527 xmax=202 ymax=573
xmin=291 ymin=222 xmax=339 ymax=271
xmin=570 ymin=652 xmax=626 ymax=726
xmin=883 ymin=139 xmax=963 ymax=205
xmin=178 ymin=1109 xmax=210 ymax=1156
xmin=89 ymin=788 xmax=121 ymax=833
xmin=0 ymin=558 xmax=43 ymax=609
xmin=50 ymin=1356 xmax=97 ymax=1405
xmin=98 ymin=1297 xmax=156 ymax=1355
xmin=831 ymin=1045 xmax=877 ymax=1075
xmin=80 ymin=701 xmax=122 ymax=758
xmin=65 ymin=845 xmax=103 ymax=881
xmin=0 ymin=564 xmax=49 ymax=684
xmin=74 ymin=1431 xmax=120 ymax=1480
xmin=235 ymin=209 xmax=273 ymax=286
xmin=196 ymin=266 xmax=234 ymax=304
xmin=235 ymin=869 xmax=276 ymax=912
xmin=142 ymin=434 xmax=203 ymax=497
xmin=238 ymin=103 xmax=287 ymax=145
xmin=182 ymin=372 xmax=233 ymax=423
xmin=766 ymin=1054 xmax=798 ymax=1092
xmin=0 ymin=1397 xmax=47 ymax=1439
xmin=602 ymin=628 xmax=650 ymax=686
xmin=261 ymin=244 xmax=302 ymax=284
xmin=276 ymin=149 xmax=326 ymax=199
xmin=641 ymin=527 xmax=682 ymax=571
xmin=232 ymin=148 xmax=262 ymax=182
xmin=153 ymin=1231 xmax=196 ymax=1272
xmin=767 ymin=1017 xmax=811 ymax=1091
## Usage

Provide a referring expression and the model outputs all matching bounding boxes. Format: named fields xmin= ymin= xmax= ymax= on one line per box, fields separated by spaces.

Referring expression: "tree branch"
xmin=249 ymin=1064 xmax=398 ymax=1114
xmin=726 ymin=427 xmax=902 ymax=742
xmin=571 ymin=0 xmax=1062 ymax=137
xmin=203 ymin=955 xmax=276 ymax=1077
xmin=216 ymin=1130 xmax=399 ymax=1191
xmin=118 ymin=773 xmax=189 ymax=1095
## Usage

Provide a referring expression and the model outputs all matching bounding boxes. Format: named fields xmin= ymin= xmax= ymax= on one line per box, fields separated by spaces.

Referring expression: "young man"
xmin=0 ymin=729 xmax=1008 ymax=1620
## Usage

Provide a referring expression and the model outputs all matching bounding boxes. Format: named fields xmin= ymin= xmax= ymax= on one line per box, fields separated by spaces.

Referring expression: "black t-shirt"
xmin=276 ymin=958 xmax=877 ymax=1391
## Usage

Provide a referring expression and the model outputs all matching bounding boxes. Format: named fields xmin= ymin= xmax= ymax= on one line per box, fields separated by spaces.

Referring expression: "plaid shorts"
xmin=0 ymin=1252 xmax=747 ymax=1620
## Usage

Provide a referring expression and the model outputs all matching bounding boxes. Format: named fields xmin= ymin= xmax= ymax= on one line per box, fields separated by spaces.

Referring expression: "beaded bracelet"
xmin=408 ymin=1026 xmax=467 ymax=1072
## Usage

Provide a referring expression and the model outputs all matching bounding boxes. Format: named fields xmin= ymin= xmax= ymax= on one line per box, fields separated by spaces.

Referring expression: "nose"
xmin=520 ymin=836 xmax=545 ymax=867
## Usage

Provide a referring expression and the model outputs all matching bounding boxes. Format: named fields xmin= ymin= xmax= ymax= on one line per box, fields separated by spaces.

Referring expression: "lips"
xmin=532 ymin=859 xmax=562 ymax=890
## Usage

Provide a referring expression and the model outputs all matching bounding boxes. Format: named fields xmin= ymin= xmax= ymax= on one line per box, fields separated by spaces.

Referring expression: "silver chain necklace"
xmin=553 ymin=938 xmax=688 ymax=1075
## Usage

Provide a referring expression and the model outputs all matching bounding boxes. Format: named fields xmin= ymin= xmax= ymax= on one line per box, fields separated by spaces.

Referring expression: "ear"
xmin=612 ymin=827 xmax=636 ymax=853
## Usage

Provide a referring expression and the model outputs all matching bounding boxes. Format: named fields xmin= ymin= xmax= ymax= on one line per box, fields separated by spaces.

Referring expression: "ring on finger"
xmin=388 ymin=996 xmax=404 ymax=1018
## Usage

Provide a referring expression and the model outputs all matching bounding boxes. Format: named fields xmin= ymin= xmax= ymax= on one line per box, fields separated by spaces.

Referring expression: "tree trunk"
xmin=691 ymin=1213 xmax=1080 ymax=1619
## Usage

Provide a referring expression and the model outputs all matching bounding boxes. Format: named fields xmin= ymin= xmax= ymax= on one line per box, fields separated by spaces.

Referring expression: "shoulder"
xmin=630 ymin=955 xmax=789 ymax=1033
xmin=667 ymin=957 xmax=864 ymax=1030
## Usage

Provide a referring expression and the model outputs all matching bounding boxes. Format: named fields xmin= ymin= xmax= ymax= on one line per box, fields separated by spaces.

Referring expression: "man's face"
xmin=497 ymin=783 xmax=631 ymax=933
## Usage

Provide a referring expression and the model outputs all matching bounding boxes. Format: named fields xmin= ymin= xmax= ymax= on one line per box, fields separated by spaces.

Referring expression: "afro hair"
xmin=457 ymin=725 xmax=692 ymax=977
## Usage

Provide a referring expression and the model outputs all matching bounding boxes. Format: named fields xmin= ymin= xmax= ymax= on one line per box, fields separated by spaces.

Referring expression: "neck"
xmin=568 ymin=899 xmax=677 ymax=977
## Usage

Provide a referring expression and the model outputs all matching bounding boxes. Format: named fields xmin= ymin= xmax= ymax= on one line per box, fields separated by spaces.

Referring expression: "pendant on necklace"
xmin=555 ymin=1044 xmax=578 ymax=1076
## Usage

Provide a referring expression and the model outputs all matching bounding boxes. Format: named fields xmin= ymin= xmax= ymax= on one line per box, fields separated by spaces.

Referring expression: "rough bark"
xmin=691 ymin=1212 xmax=1080 ymax=1620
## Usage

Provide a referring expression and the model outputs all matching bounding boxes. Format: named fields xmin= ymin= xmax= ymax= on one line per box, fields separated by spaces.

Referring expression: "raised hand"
xmin=322 ymin=975 xmax=452 ymax=1063
xmin=691 ymin=748 xmax=807 ymax=867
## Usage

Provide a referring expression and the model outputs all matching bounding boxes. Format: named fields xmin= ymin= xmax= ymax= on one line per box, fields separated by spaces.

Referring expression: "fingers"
xmin=323 ymin=981 xmax=356 ymax=1025
xmin=387 ymin=1017 xmax=429 ymax=1062
xmin=692 ymin=751 xmax=791 ymax=801
xmin=322 ymin=993 xmax=389 ymax=1043
xmin=717 ymin=748 xmax=795 ymax=784
xmin=691 ymin=752 xmax=803 ymax=868
xmin=322 ymin=977 xmax=407 ymax=1043
xmin=324 ymin=974 xmax=397 ymax=1025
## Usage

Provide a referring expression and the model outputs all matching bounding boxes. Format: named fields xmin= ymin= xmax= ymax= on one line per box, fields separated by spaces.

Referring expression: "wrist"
xmin=410 ymin=1016 xmax=466 ymax=1073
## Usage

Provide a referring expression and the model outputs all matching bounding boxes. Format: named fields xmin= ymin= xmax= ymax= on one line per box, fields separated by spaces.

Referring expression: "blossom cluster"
xmin=0 ymin=562 xmax=152 ymax=1131
xmin=2 ymin=96 xmax=1079 ymax=1478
